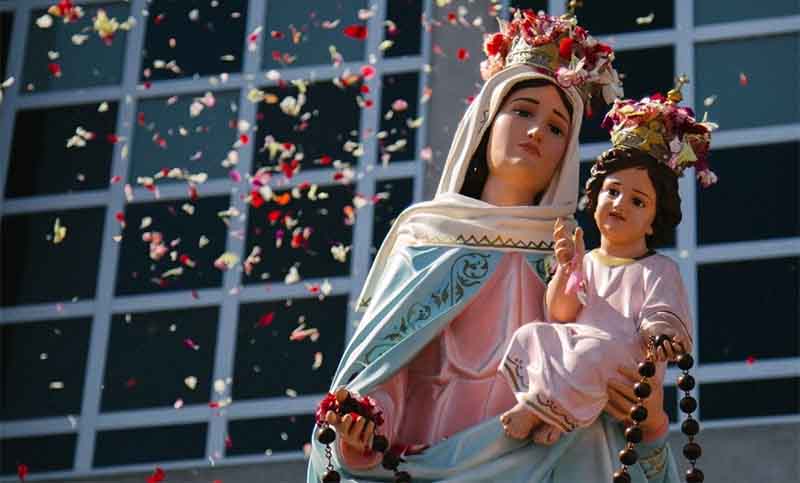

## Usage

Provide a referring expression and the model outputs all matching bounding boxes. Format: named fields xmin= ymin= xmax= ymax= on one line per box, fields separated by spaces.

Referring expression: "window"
xmin=94 ymin=424 xmax=206 ymax=467
xmin=242 ymin=184 xmax=356 ymax=283
xmin=6 ymin=102 xmax=118 ymax=198
xmin=262 ymin=0 xmax=367 ymax=69
xmin=141 ymin=0 xmax=247 ymax=81
xmin=696 ymin=34 xmax=799 ymax=130
xmin=253 ymin=80 xmax=363 ymax=174
xmin=384 ymin=0 xmax=423 ymax=58
xmin=1 ymin=434 xmax=76 ymax=475
xmin=22 ymin=3 xmax=130 ymax=93
xmin=580 ymin=47 xmax=675 ymax=145
xmin=378 ymin=72 xmax=420 ymax=163
xmin=698 ymin=257 xmax=799 ymax=364
xmin=697 ymin=142 xmax=799 ymax=244
xmin=115 ymin=196 xmax=230 ymax=296
xmin=130 ymin=91 xmax=239 ymax=185
xmin=227 ymin=414 xmax=315 ymax=456
xmin=372 ymin=177 xmax=414 ymax=257
xmin=700 ymin=378 xmax=800 ymax=420
xmin=1 ymin=317 xmax=92 ymax=421
xmin=2 ymin=207 xmax=106 ymax=306
xmin=233 ymin=296 xmax=348 ymax=400
xmin=695 ymin=0 xmax=799 ymax=25
xmin=101 ymin=307 xmax=219 ymax=412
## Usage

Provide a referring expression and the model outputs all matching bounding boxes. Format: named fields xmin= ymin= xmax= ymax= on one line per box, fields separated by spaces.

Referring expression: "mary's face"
xmin=485 ymin=84 xmax=571 ymax=198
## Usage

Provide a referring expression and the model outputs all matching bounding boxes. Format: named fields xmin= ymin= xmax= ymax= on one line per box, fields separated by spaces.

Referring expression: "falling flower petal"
xmin=184 ymin=376 xmax=198 ymax=390
xmin=636 ymin=13 xmax=655 ymax=25
xmin=343 ymin=24 xmax=368 ymax=40
xmin=739 ymin=72 xmax=749 ymax=86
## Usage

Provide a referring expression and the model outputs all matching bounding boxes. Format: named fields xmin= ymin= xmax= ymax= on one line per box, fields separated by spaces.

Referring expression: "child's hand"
xmin=652 ymin=335 xmax=687 ymax=362
xmin=553 ymin=218 xmax=584 ymax=268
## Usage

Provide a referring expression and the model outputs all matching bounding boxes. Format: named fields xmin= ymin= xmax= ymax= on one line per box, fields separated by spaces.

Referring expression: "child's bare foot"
xmin=500 ymin=402 xmax=540 ymax=439
xmin=531 ymin=424 xmax=561 ymax=446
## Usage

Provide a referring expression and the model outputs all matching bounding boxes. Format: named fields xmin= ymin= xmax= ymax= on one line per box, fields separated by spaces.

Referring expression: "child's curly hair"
xmin=583 ymin=147 xmax=682 ymax=248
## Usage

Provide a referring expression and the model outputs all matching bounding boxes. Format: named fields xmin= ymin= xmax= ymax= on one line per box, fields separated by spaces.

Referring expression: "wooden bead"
xmin=382 ymin=452 xmax=400 ymax=471
xmin=613 ymin=469 xmax=632 ymax=483
xmin=372 ymin=434 xmax=389 ymax=453
xmin=638 ymin=361 xmax=656 ymax=378
xmin=677 ymin=353 xmax=694 ymax=370
xmin=322 ymin=469 xmax=341 ymax=482
xmin=683 ymin=442 xmax=702 ymax=460
xmin=625 ymin=426 xmax=643 ymax=444
xmin=619 ymin=447 xmax=638 ymax=466
xmin=681 ymin=418 xmax=700 ymax=436
xmin=394 ymin=470 xmax=412 ymax=483
xmin=686 ymin=467 xmax=705 ymax=482
xmin=633 ymin=381 xmax=651 ymax=399
xmin=678 ymin=374 xmax=696 ymax=391
xmin=680 ymin=395 xmax=698 ymax=414
xmin=630 ymin=404 xmax=648 ymax=422
xmin=317 ymin=426 xmax=336 ymax=445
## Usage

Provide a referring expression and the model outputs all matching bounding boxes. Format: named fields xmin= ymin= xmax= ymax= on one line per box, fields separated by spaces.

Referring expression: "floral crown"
xmin=481 ymin=9 xmax=623 ymax=110
xmin=601 ymin=76 xmax=718 ymax=187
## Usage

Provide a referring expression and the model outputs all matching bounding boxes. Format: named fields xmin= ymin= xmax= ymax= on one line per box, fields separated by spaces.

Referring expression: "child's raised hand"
xmin=553 ymin=218 xmax=584 ymax=269
xmin=652 ymin=335 xmax=687 ymax=362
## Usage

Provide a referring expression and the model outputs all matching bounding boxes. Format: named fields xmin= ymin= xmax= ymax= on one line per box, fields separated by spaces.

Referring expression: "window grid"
xmin=0 ymin=1 xmax=798 ymax=480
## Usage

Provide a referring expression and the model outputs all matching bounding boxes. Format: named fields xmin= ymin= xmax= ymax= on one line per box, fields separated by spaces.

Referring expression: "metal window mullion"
xmin=711 ymin=123 xmax=800 ymax=149
xmin=414 ymin=0 xmax=434 ymax=203
xmin=73 ymin=0 xmax=148 ymax=471
xmin=693 ymin=14 xmax=800 ymax=43
xmin=2 ymin=189 xmax=108 ymax=214
xmin=345 ymin=0 xmax=387 ymax=343
xmin=695 ymin=238 xmax=800 ymax=264
xmin=675 ymin=0 xmax=700 ymax=422
xmin=15 ymin=85 xmax=124 ymax=109
xmin=203 ymin=0 xmax=266 ymax=462
xmin=0 ymin=6 xmax=29 ymax=208
xmin=0 ymin=300 xmax=95 ymax=325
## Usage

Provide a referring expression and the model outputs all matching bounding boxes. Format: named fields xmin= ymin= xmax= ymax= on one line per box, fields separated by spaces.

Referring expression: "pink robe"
xmin=500 ymin=250 xmax=692 ymax=437
xmin=340 ymin=252 xmax=546 ymax=468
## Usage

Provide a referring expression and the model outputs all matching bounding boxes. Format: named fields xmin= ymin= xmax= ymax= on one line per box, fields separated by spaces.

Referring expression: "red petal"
xmin=558 ymin=37 xmax=574 ymax=60
xmin=267 ymin=210 xmax=282 ymax=223
xmin=258 ymin=312 xmax=275 ymax=327
xmin=456 ymin=48 xmax=469 ymax=61
xmin=343 ymin=25 xmax=368 ymax=40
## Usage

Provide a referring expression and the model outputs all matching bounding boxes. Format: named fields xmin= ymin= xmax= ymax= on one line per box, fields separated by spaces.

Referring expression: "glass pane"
xmin=262 ymin=0 xmax=367 ymax=69
xmin=699 ymin=257 xmax=799 ymax=364
xmin=2 ymin=207 xmax=105 ymax=306
xmin=698 ymin=142 xmax=799 ymax=244
xmin=372 ymin=177 xmax=414 ymax=258
xmin=253 ymin=80 xmax=362 ymax=174
xmin=233 ymin=296 xmax=348 ymax=400
xmin=566 ymin=0 xmax=673 ymax=35
xmin=379 ymin=72 xmax=420 ymax=163
xmin=6 ymin=102 xmax=118 ymax=198
xmin=101 ymin=307 xmax=219 ymax=412
xmin=129 ymin=90 xmax=239 ymax=185
xmin=577 ymin=162 xmax=675 ymax=249
xmin=227 ymin=414 xmax=315 ymax=456
xmin=580 ymin=47 xmax=674 ymax=144
xmin=94 ymin=424 xmax=206 ymax=467
xmin=1 ymin=12 xmax=12 ymax=78
xmin=696 ymin=34 xmax=799 ymax=130
xmin=141 ymin=0 xmax=247 ymax=81
xmin=700 ymin=378 xmax=800 ymax=420
xmin=384 ymin=0 xmax=423 ymax=58
xmin=115 ymin=196 xmax=229 ymax=296
xmin=1 ymin=317 xmax=91 ymax=421
xmin=22 ymin=3 xmax=129 ymax=93
xmin=0 ymin=434 xmax=75 ymax=476
xmin=242 ymin=184 xmax=355 ymax=283
xmin=696 ymin=0 xmax=799 ymax=25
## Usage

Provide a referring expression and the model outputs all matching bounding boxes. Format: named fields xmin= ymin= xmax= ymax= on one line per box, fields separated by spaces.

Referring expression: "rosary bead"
xmin=678 ymin=374 xmax=696 ymax=391
xmin=394 ymin=470 xmax=412 ymax=483
xmin=619 ymin=447 xmax=638 ymax=466
xmin=382 ymin=452 xmax=401 ymax=471
xmin=322 ymin=469 xmax=341 ymax=482
xmin=683 ymin=442 xmax=702 ymax=460
xmin=680 ymin=395 xmax=698 ymax=414
xmin=625 ymin=426 xmax=643 ymax=444
xmin=317 ymin=427 xmax=336 ymax=445
xmin=638 ymin=361 xmax=656 ymax=378
xmin=686 ymin=467 xmax=705 ymax=482
xmin=681 ymin=418 xmax=700 ymax=436
xmin=677 ymin=353 xmax=694 ymax=370
xmin=652 ymin=334 xmax=669 ymax=348
xmin=372 ymin=434 xmax=389 ymax=453
xmin=629 ymin=404 xmax=648 ymax=422
xmin=633 ymin=381 xmax=651 ymax=399
xmin=612 ymin=469 xmax=632 ymax=483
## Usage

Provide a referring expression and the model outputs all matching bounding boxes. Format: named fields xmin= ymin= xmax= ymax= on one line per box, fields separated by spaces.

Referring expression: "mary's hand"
xmin=605 ymin=366 xmax=670 ymax=441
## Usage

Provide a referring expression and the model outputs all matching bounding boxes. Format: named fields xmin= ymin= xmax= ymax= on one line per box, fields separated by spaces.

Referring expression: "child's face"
xmin=594 ymin=167 xmax=657 ymax=249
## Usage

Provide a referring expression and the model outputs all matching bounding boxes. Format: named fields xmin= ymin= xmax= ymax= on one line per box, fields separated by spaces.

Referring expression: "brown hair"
xmin=459 ymin=78 xmax=573 ymax=203
xmin=583 ymin=147 xmax=682 ymax=248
